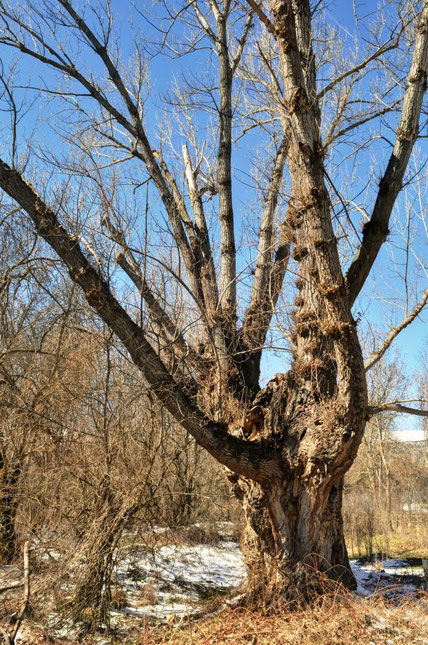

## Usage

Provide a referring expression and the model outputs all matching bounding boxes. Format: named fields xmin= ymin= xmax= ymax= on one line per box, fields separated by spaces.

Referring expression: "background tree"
xmin=0 ymin=0 xmax=426 ymax=602
xmin=344 ymin=349 xmax=428 ymax=558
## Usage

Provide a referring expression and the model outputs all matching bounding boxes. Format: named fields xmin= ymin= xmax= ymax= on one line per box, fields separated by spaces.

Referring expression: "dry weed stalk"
xmin=0 ymin=541 xmax=30 ymax=645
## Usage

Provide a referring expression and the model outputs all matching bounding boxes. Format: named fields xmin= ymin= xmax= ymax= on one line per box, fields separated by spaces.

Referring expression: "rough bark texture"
xmin=230 ymin=368 xmax=365 ymax=598
xmin=238 ymin=477 xmax=353 ymax=603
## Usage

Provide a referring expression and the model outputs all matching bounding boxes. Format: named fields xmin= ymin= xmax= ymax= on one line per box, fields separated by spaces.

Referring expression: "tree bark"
xmin=238 ymin=476 xmax=354 ymax=604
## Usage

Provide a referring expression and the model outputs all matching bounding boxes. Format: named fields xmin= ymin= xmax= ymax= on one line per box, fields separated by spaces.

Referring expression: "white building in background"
xmin=394 ymin=428 xmax=426 ymax=443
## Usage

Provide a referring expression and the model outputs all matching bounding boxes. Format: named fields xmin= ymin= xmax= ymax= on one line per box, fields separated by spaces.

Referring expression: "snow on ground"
xmin=114 ymin=536 xmax=247 ymax=620
xmin=350 ymin=558 xmax=425 ymax=598
xmin=112 ymin=530 xmax=425 ymax=621
xmin=1 ymin=526 xmax=426 ymax=640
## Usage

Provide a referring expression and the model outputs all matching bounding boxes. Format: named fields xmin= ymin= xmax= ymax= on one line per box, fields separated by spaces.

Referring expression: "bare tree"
xmin=0 ymin=206 xmax=78 ymax=563
xmin=0 ymin=0 xmax=426 ymax=602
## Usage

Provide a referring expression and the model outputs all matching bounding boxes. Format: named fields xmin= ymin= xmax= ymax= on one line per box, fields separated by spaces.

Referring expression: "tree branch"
xmin=368 ymin=402 xmax=428 ymax=418
xmin=246 ymin=0 xmax=275 ymax=35
xmin=0 ymin=158 xmax=281 ymax=483
xmin=346 ymin=4 xmax=428 ymax=305
xmin=243 ymin=136 xmax=289 ymax=346
xmin=365 ymin=287 xmax=428 ymax=371
xmin=182 ymin=143 xmax=219 ymax=316
xmin=231 ymin=11 xmax=254 ymax=75
xmin=317 ymin=31 xmax=404 ymax=101
xmin=215 ymin=5 xmax=237 ymax=330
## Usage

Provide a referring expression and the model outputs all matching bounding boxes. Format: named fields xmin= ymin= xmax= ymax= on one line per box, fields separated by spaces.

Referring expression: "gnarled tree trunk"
xmin=238 ymin=475 xmax=354 ymax=602
xmin=228 ymin=369 xmax=366 ymax=601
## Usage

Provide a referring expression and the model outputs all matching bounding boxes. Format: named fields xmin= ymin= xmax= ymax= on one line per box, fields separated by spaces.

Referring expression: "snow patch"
xmin=115 ymin=538 xmax=247 ymax=619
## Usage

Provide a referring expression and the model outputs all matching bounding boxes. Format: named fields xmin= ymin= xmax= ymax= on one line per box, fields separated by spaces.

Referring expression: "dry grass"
xmin=4 ymin=590 xmax=428 ymax=644
xmin=140 ymin=593 xmax=428 ymax=645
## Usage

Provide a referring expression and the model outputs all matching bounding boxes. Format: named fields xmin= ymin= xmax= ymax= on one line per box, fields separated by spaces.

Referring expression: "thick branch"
xmin=265 ymin=0 xmax=368 ymax=435
xmin=368 ymin=402 xmax=428 ymax=418
xmin=249 ymin=137 xmax=288 ymax=308
xmin=365 ymin=287 xmax=428 ymax=371
xmin=246 ymin=0 xmax=275 ymax=35
xmin=243 ymin=136 xmax=289 ymax=347
xmin=182 ymin=143 xmax=219 ymax=316
xmin=0 ymin=159 xmax=281 ymax=483
xmin=346 ymin=5 xmax=428 ymax=305
xmin=216 ymin=7 xmax=237 ymax=328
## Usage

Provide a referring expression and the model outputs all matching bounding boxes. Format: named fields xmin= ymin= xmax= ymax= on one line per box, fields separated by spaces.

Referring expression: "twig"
xmin=1 ymin=542 xmax=30 ymax=645
xmin=0 ymin=583 xmax=24 ymax=595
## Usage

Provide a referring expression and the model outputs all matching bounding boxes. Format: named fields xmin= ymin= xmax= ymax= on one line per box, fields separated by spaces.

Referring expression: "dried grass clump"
xmin=144 ymin=592 xmax=428 ymax=645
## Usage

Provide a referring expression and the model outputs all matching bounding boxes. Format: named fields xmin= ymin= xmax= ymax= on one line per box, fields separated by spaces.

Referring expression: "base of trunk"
xmin=236 ymin=476 xmax=355 ymax=606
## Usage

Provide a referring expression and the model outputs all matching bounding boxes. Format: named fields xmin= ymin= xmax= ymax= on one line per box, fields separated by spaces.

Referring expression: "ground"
xmin=0 ymin=522 xmax=427 ymax=644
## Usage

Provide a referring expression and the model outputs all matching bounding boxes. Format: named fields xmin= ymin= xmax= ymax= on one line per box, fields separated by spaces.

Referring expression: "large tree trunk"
xmin=230 ymin=371 xmax=365 ymax=603
xmin=238 ymin=476 xmax=354 ymax=605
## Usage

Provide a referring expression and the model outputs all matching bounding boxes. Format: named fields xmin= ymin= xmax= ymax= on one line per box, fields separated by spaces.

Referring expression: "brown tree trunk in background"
xmin=0 ymin=456 xmax=20 ymax=565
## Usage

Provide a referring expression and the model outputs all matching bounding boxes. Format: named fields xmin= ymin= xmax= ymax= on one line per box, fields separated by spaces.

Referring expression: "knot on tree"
xmin=293 ymin=357 xmax=329 ymax=380
xmin=320 ymin=320 xmax=354 ymax=339
xmin=69 ymin=266 xmax=89 ymax=283
xmin=296 ymin=186 xmax=328 ymax=213
xmin=317 ymin=282 xmax=345 ymax=299
xmin=292 ymin=245 xmax=309 ymax=261
xmin=34 ymin=200 xmax=53 ymax=235
xmin=85 ymin=286 xmax=104 ymax=308
xmin=292 ymin=310 xmax=319 ymax=338
xmin=313 ymin=237 xmax=337 ymax=250
xmin=287 ymin=87 xmax=308 ymax=115
xmin=286 ymin=198 xmax=304 ymax=227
